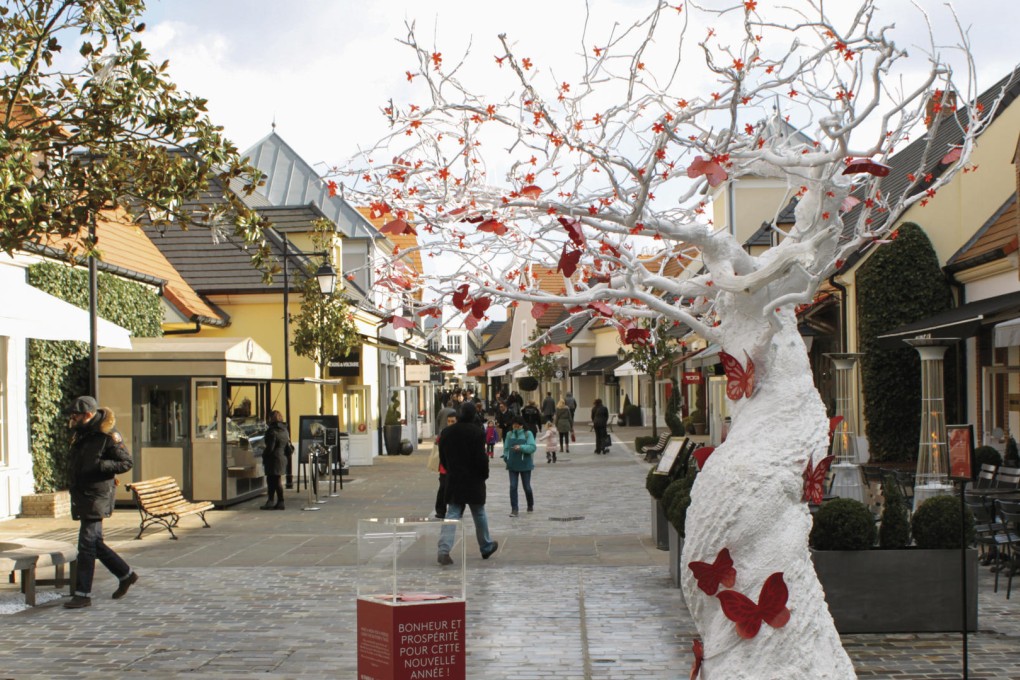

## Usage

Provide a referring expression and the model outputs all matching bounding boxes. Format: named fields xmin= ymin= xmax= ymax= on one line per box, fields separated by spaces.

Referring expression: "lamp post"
xmin=824 ymin=353 xmax=865 ymax=502
xmin=905 ymin=337 xmax=958 ymax=510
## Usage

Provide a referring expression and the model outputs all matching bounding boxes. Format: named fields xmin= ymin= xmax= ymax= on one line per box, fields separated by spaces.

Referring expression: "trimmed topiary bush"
xmin=665 ymin=467 xmax=698 ymax=535
xmin=810 ymin=498 xmax=877 ymax=550
xmin=972 ymin=445 xmax=1002 ymax=478
xmin=878 ymin=474 xmax=910 ymax=549
xmin=911 ymin=495 xmax=975 ymax=549
xmin=646 ymin=466 xmax=672 ymax=500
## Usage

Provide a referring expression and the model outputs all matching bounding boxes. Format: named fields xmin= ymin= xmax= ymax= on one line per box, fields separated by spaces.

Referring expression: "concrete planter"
xmin=668 ymin=524 xmax=684 ymax=589
xmin=19 ymin=490 xmax=71 ymax=518
xmin=812 ymin=548 xmax=978 ymax=633
xmin=651 ymin=499 xmax=669 ymax=551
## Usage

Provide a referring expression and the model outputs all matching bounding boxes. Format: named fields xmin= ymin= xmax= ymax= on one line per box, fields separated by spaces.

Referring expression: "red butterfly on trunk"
xmin=690 ymin=638 xmax=704 ymax=680
xmin=801 ymin=454 xmax=834 ymax=505
xmin=719 ymin=350 xmax=755 ymax=400
xmin=717 ymin=572 xmax=791 ymax=639
xmin=687 ymin=547 xmax=736 ymax=596
xmin=691 ymin=446 xmax=715 ymax=469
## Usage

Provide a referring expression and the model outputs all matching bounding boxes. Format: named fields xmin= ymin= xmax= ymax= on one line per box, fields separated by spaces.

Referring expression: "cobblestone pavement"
xmin=2 ymin=428 xmax=1020 ymax=678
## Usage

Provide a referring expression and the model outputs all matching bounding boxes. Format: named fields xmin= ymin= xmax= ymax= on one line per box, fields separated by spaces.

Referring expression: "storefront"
xmin=99 ymin=337 xmax=273 ymax=506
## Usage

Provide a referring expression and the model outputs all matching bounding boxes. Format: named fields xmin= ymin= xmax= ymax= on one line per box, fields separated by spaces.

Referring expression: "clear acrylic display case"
xmin=357 ymin=517 xmax=466 ymax=603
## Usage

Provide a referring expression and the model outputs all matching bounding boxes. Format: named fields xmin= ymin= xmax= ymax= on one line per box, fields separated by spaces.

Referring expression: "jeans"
xmin=76 ymin=518 xmax=131 ymax=597
xmin=508 ymin=470 xmax=534 ymax=512
xmin=438 ymin=503 xmax=496 ymax=556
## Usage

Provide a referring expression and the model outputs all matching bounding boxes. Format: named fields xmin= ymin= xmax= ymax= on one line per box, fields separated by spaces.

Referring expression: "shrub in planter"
xmin=911 ymin=495 xmax=975 ymax=549
xmin=665 ymin=467 xmax=698 ymax=535
xmin=810 ymin=498 xmax=876 ymax=550
xmin=646 ymin=466 xmax=672 ymax=500
xmin=383 ymin=396 xmax=402 ymax=455
xmin=625 ymin=403 xmax=643 ymax=426
xmin=972 ymin=445 xmax=1002 ymax=477
xmin=665 ymin=379 xmax=685 ymax=437
xmin=635 ymin=435 xmax=657 ymax=453
xmin=878 ymin=474 xmax=910 ymax=549
xmin=1006 ymin=436 xmax=1020 ymax=467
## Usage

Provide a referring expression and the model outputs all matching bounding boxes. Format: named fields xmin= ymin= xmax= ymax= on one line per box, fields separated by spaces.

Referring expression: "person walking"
xmin=537 ymin=421 xmax=558 ymax=463
xmin=261 ymin=410 xmax=290 ymax=509
xmin=591 ymin=398 xmax=611 ymax=455
xmin=564 ymin=392 xmax=577 ymax=421
xmin=484 ymin=418 xmax=499 ymax=458
xmin=63 ymin=396 xmax=138 ymax=609
xmin=554 ymin=399 xmax=573 ymax=454
xmin=502 ymin=417 xmax=536 ymax=517
xmin=433 ymin=412 xmax=458 ymax=519
xmin=521 ymin=400 xmax=542 ymax=436
xmin=541 ymin=392 xmax=557 ymax=424
xmin=437 ymin=402 xmax=499 ymax=565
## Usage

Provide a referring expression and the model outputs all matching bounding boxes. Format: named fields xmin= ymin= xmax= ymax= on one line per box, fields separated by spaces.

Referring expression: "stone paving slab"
xmin=1 ymin=428 xmax=1020 ymax=677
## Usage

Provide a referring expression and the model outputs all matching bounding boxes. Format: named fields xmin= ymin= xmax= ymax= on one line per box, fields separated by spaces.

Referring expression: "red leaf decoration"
xmin=828 ymin=415 xmax=844 ymax=435
xmin=452 ymin=284 xmax=472 ymax=312
xmin=716 ymin=572 xmax=791 ymax=640
xmin=464 ymin=315 xmax=480 ymax=331
xmin=417 ymin=307 xmax=442 ymax=318
xmin=558 ymin=216 xmax=587 ymax=248
xmin=383 ymin=315 xmax=414 ymax=330
xmin=520 ymin=184 xmax=542 ymax=200
xmin=842 ymin=157 xmax=891 ymax=177
xmin=840 ymin=195 xmax=860 ymax=212
xmin=531 ymin=302 xmax=551 ymax=319
xmin=692 ymin=446 xmax=715 ymax=469
xmin=690 ymin=639 xmax=704 ymax=680
xmin=687 ymin=155 xmax=728 ymax=187
xmin=802 ymin=454 xmax=834 ymax=505
xmin=379 ymin=218 xmax=417 ymax=236
xmin=540 ymin=343 xmax=563 ymax=356
xmin=588 ymin=300 xmax=614 ymax=317
xmin=942 ymin=147 xmax=963 ymax=164
xmin=470 ymin=296 xmax=491 ymax=319
xmin=719 ymin=350 xmax=755 ymax=400
xmin=558 ymin=246 xmax=582 ymax=277
xmin=625 ymin=327 xmax=651 ymax=345
xmin=477 ymin=219 xmax=508 ymax=236
xmin=687 ymin=547 xmax=737 ymax=596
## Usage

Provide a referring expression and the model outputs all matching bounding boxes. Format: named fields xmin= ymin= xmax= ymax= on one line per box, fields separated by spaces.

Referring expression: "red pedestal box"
xmin=357 ymin=597 xmax=466 ymax=680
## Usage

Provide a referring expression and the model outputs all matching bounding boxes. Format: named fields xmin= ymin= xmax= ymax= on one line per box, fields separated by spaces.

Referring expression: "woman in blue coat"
xmin=502 ymin=416 xmax=536 ymax=517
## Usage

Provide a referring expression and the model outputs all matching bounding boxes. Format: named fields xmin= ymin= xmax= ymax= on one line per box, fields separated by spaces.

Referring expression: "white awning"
xmin=995 ymin=317 xmax=1020 ymax=348
xmin=614 ymin=360 xmax=642 ymax=377
xmin=0 ymin=269 xmax=132 ymax=349
xmin=489 ymin=361 xmax=522 ymax=377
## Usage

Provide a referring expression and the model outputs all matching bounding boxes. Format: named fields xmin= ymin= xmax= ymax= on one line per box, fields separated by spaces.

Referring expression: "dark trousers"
xmin=559 ymin=432 xmax=570 ymax=451
xmin=435 ymin=474 xmax=448 ymax=518
xmin=266 ymin=474 xmax=284 ymax=503
xmin=594 ymin=424 xmax=609 ymax=452
xmin=76 ymin=518 xmax=130 ymax=597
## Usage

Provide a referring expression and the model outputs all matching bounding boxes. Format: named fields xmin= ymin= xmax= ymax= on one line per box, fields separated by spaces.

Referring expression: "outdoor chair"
xmin=860 ymin=465 xmax=885 ymax=514
xmin=974 ymin=463 xmax=998 ymax=490
xmin=964 ymin=491 xmax=1003 ymax=569
xmin=992 ymin=499 xmax=1020 ymax=598
xmin=994 ymin=467 xmax=1020 ymax=491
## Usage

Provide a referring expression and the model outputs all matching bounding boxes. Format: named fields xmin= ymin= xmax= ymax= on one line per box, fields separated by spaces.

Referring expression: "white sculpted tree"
xmin=345 ymin=2 xmax=996 ymax=677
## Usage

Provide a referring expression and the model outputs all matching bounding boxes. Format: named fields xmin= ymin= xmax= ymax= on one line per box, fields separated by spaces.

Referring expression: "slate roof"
xmin=777 ymin=68 xmax=1020 ymax=233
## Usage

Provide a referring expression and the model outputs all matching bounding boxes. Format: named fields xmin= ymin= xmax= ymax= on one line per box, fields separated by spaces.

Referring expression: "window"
xmin=428 ymin=338 xmax=441 ymax=353
xmin=140 ymin=382 xmax=188 ymax=445
xmin=444 ymin=334 xmax=462 ymax=355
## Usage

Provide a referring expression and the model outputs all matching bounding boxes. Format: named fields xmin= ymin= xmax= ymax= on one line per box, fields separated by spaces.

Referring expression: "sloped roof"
xmin=244 ymin=131 xmax=380 ymax=240
xmin=481 ymin=310 xmax=513 ymax=351
xmin=946 ymin=192 xmax=1018 ymax=272
xmin=255 ymin=204 xmax=331 ymax=232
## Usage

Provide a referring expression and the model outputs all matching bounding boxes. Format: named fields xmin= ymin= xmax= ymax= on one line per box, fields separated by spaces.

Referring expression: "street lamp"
xmin=315 ymin=261 xmax=337 ymax=296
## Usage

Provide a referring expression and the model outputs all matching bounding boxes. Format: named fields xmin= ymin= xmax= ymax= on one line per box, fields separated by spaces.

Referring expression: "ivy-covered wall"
xmin=857 ymin=223 xmax=956 ymax=463
xmin=26 ymin=262 xmax=163 ymax=492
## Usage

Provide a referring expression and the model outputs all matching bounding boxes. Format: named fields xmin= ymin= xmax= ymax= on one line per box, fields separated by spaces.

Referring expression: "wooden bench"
xmin=126 ymin=477 xmax=214 ymax=540
xmin=641 ymin=432 xmax=671 ymax=462
xmin=1 ymin=539 xmax=77 ymax=606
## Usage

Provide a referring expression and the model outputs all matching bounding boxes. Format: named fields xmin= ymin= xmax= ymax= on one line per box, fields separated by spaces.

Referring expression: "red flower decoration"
xmin=802 ymin=454 xmax=834 ymax=505
xmin=719 ymin=350 xmax=755 ymax=400
xmin=717 ymin=572 xmax=791 ymax=639
xmin=687 ymin=547 xmax=736 ymax=596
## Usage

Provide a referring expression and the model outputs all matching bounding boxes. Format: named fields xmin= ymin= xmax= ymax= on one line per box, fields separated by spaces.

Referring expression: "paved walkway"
xmin=1 ymin=427 xmax=1019 ymax=678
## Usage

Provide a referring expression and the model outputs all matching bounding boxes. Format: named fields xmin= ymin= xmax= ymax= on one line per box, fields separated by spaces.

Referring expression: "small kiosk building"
xmin=100 ymin=337 xmax=273 ymax=506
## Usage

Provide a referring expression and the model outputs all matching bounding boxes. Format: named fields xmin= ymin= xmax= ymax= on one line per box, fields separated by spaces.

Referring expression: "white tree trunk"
xmin=681 ymin=320 xmax=855 ymax=679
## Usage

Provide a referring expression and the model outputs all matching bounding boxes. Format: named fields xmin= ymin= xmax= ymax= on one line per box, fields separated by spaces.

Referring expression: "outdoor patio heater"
xmin=825 ymin=353 xmax=865 ymax=502
xmin=905 ymin=338 xmax=957 ymax=509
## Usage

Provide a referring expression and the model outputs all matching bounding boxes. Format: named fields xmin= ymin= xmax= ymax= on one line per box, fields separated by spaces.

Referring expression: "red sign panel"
xmin=682 ymin=371 xmax=704 ymax=385
xmin=358 ymin=597 xmax=466 ymax=680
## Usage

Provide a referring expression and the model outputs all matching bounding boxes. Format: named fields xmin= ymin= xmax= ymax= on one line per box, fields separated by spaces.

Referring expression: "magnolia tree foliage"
xmin=343 ymin=1 xmax=995 ymax=676
xmin=520 ymin=327 xmax=560 ymax=383
xmin=0 ymin=0 xmax=267 ymax=264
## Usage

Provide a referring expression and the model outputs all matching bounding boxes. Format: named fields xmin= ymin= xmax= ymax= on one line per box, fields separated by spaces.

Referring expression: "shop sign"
xmin=682 ymin=370 xmax=704 ymax=385
xmin=1009 ymin=393 xmax=1020 ymax=411
xmin=327 ymin=351 xmax=361 ymax=377
xmin=357 ymin=598 xmax=466 ymax=680
xmin=406 ymin=364 xmax=430 ymax=383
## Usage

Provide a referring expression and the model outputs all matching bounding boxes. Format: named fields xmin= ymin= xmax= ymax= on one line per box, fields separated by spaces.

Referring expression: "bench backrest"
xmin=127 ymin=476 xmax=187 ymax=507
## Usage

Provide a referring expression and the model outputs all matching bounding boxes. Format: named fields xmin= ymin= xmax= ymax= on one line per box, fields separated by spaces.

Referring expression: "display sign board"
xmin=947 ymin=424 xmax=974 ymax=481
xmin=654 ymin=437 xmax=687 ymax=476
xmin=357 ymin=598 xmax=466 ymax=680
xmin=327 ymin=351 xmax=361 ymax=377
xmin=298 ymin=415 xmax=339 ymax=464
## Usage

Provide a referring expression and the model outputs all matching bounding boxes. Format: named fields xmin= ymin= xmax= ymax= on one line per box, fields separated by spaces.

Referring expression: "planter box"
xmin=668 ymin=524 xmax=685 ymax=590
xmin=812 ymin=548 xmax=978 ymax=633
xmin=651 ymin=499 xmax=669 ymax=551
xmin=20 ymin=491 xmax=71 ymax=518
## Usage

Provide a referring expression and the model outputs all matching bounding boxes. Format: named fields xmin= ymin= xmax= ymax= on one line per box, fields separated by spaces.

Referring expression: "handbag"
xmin=426 ymin=447 xmax=441 ymax=473
xmin=570 ymin=430 xmax=576 ymax=443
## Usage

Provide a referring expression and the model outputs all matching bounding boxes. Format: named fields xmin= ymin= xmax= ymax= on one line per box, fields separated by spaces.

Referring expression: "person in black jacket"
xmin=437 ymin=402 xmax=499 ymax=565
xmin=261 ymin=410 xmax=290 ymax=510
xmin=63 ymin=396 xmax=137 ymax=609
xmin=591 ymin=398 xmax=611 ymax=454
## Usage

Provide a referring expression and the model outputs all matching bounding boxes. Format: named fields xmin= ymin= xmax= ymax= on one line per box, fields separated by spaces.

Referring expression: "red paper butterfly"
xmin=717 ymin=572 xmax=791 ymax=639
xmin=687 ymin=155 xmax=729 ymax=187
xmin=687 ymin=547 xmax=736 ymax=596
xmin=692 ymin=446 xmax=715 ymax=469
xmin=531 ymin=302 xmax=550 ymax=319
xmin=558 ymin=245 xmax=582 ymax=277
xmin=801 ymin=454 xmax=834 ymax=505
xmin=540 ymin=343 xmax=563 ymax=356
xmin=690 ymin=638 xmax=704 ymax=680
xmin=520 ymin=184 xmax=543 ymax=200
xmin=842 ymin=157 xmax=891 ymax=177
xmin=828 ymin=415 xmax=843 ymax=435
xmin=719 ymin=350 xmax=755 ymax=400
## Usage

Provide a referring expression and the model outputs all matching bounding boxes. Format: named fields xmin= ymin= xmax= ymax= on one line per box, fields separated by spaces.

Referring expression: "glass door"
xmin=136 ymin=378 xmax=191 ymax=496
xmin=344 ymin=385 xmax=374 ymax=465
xmin=192 ymin=378 xmax=222 ymax=501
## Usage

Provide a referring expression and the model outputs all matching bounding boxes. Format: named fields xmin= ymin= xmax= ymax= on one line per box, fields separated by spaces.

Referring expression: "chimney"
xmin=925 ymin=89 xmax=958 ymax=129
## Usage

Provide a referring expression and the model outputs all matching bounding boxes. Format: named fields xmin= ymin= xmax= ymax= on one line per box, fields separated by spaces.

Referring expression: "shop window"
xmin=195 ymin=380 xmax=220 ymax=440
xmin=140 ymin=382 xmax=187 ymax=445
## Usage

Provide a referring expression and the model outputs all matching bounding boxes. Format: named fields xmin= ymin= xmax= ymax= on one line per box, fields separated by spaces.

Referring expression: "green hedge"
xmin=27 ymin=262 xmax=162 ymax=492
xmin=857 ymin=223 xmax=955 ymax=462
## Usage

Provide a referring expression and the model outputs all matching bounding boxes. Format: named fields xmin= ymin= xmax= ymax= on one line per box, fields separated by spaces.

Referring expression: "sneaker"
xmin=64 ymin=596 xmax=92 ymax=609
xmin=509 ymin=510 xmax=519 ymax=517
xmin=481 ymin=541 xmax=499 ymax=560
xmin=112 ymin=572 xmax=138 ymax=600
xmin=437 ymin=553 xmax=454 ymax=566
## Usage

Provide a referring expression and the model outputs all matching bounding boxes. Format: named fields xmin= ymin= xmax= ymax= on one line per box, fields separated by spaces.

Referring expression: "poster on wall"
xmin=947 ymin=424 xmax=974 ymax=481
xmin=298 ymin=415 xmax=340 ymax=464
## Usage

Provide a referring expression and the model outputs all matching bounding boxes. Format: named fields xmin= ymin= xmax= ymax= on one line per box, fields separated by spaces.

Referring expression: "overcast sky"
xmin=139 ymin=0 xmax=1017 ymax=172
